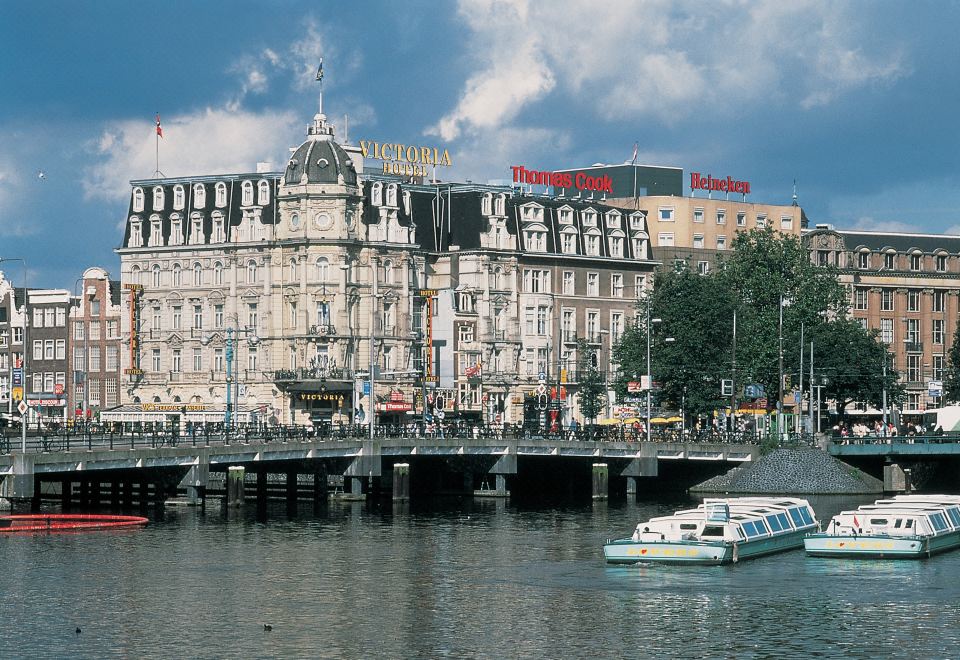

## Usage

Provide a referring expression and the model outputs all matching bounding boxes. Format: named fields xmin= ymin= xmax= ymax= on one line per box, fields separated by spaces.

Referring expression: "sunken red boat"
xmin=0 ymin=514 xmax=148 ymax=533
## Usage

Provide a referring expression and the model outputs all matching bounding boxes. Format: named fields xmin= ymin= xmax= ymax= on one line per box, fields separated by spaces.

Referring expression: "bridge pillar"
xmin=256 ymin=470 xmax=267 ymax=504
xmin=626 ymin=477 xmax=637 ymax=497
xmin=313 ymin=466 xmax=327 ymax=504
xmin=592 ymin=463 xmax=609 ymax=500
xmin=0 ymin=454 xmax=35 ymax=502
xmin=226 ymin=466 xmax=245 ymax=506
xmin=123 ymin=481 xmax=133 ymax=508
xmin=178 ymin=460 xmax=210 ymax=505
xmin=61 ymin=478 xmax=71 ymax=508
xmin=348 ymin=477 xmax=364 ymax=500
xmin=286 ymin=471 xmax=298 ymax=503
xmin=494 ymin=474 xmax=508 ymax=496
xmin=393 ymin=463 xmax=410 ymax=501
xmin=138 ymin=481 xmax=149 ymax=509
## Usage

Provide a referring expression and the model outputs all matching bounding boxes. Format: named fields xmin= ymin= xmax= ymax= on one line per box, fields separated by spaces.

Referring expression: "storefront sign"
xmin=690 ymin=172 xmax=750 ymax=195
xmin=381 ymin=401 xmax=411 ymax=412
xmin=27 ymin=399 xmax=66 ymax=407
xmin=140 ymin=403 xmax=206 ymax=412
xmin=360 ymin=140 xmax=452 ymax=177
xmin=511 ymin=165 xmax=613 ymax=193
xmin=298 ymin=393 xmax=346 ymax=403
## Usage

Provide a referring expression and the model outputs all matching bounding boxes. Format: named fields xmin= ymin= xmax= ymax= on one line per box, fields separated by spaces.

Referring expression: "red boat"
xmin=0 ymin=514 xmax=148 ymax=533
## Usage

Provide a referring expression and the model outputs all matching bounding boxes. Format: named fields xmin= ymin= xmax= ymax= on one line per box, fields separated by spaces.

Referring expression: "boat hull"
xmin=0 ymin=514 xmax=149 ymax=533
xmin=604 ymin=529 xmax=809 ymax=565
xmin=805 ymin=531 xmax=960 ymax=559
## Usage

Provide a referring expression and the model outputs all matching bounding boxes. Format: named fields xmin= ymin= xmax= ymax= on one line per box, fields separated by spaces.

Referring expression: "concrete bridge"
xmin=0 ymin=432 xmax=760 ymax=507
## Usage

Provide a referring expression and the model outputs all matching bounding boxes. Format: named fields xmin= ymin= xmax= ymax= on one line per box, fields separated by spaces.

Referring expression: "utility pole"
xmin=730 ymin=309 xmax=737 ymax=432
xmin=777 ymin=296 xmax=785 ymax=443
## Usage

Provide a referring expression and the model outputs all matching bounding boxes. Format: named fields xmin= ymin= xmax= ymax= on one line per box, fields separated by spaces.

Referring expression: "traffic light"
xmin=721 ymin=379 xmax=734 ymax=396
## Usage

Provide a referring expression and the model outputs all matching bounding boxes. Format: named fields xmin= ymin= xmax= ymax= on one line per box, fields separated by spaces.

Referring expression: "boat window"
xmin=946 ymin=508 xmax=960 ymax=527
xmin=930 ymin=513 xmax=949 ymax=532
xmin=894 ymin=519 xmax=903 ymax=528
xmin=680 ymin=523 xmax=698 ymax=530
xmin=776 ymin=513 xmax=791 ymax=530
xmin=798 ymin=507 xmax=814 ymax=526
xmin=905 ymin=519 xmax=913 ymax=528
xmin=740 ymin=521 xmax=754 ymax=537
xmin=869 ymin=518 xmax=888 ymax=526
xmin=702 ymin=525 xmax=725 ymax=537
xmin=765 ymin=515 xmax=783 ymax=532
xmin=788 ymin=508 xmax=805 ymax=527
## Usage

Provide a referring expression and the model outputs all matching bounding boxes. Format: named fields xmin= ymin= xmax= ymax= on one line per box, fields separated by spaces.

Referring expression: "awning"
xmin=100 ymin=404 xmax=258 ymax=424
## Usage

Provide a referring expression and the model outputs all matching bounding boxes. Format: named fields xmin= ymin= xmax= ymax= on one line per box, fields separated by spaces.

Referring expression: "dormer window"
xmin=583 ymin=209 xmax=597 ymax=227
xmin=212 ymin=212 xmax=225 ymax=242
xmin=215 ymin=182 xmax=227 ymax=207
xmin=561 ymin=228 xmax=578 ymax=254
xmin=258 ymin=180 xmax=270 ymax=205
xmin=911 ymin=253 xmax=922 ymax=271
xmin=133 ymin=187 xmax=145 ymax=212
xmin=241 ymin=180 xmax=254 ymax=206
xmin=523 ymin=227 xmax=547 ymax=252
xmin=629 ymin=212 xmax=645 ymax=231
xmin=169 ymin=215 xmax=182 ymax=245
xmin=482 ymin=193 xmax=493 ymax=215
xmin=193 ymin=184 xmax=206 ymax=208
xmin=403 ymin=190 xmax=411 ymax=215
xmin=609 ymin=235 xmax=624 ymax=257
xmin=173 ymin=185 xmax=185 ymax=210
xmin=585 ymin=230 xmax=601 ymax=256
xmin=495 ymin=194 xmax=506 ymax=216
xmin=606 ymin=211 xmax=621 ymax=229
xmin=152 ymin=186 xmax=165 ymax=210
xmin=521 ymin=204 xmax=544 ymax=223
xmin=858 ymin=251 xmax=870 ymax=269
xmin=148 ymin=215 xmax=163 ymax=247
xmin=371 ymin=181 xmax=383 ymax=206
xmin=129 ymin=218 xmax=143 ymax=247
xmin=190 ymin=213 xmax=203 ymax=244
xmin=558 ymin=207 xmax=573 ymax=225
xmin=386 ymin=183 xmax=398 ymax=207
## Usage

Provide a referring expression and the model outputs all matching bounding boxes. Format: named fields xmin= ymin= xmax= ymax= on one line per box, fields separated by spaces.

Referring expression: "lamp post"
xmin=645 ymin=303 xmax=662 ymax=444
xmin=73 ymin=277 xmax=92 ymax=429
xmin=1 ymin=257 xmax=28 ymax=453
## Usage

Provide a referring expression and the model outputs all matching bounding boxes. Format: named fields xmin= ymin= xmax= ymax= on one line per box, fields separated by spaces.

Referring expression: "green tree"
xmin=576 ymin=339 xmax=605 ymax=424
xmin=944 ymin=315 xmax=960 ymax=403
xmin=810 ymin=318 xmax=904 ymax=417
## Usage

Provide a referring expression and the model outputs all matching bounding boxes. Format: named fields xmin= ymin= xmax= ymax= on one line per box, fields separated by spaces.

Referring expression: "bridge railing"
xmin=1 ymin=423 xmax=779 ymax=455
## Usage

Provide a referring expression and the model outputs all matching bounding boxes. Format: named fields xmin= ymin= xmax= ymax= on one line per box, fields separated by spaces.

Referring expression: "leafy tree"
xmin=809 ymin=318 xmax=904 ymax=417
xmin=575 ymin=339 xmax=605 ymax=424
xmin=944 ymin=315 xmax=960 ymax=404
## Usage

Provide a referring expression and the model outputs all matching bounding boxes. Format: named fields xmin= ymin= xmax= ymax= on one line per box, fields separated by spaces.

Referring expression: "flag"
xmin=631 ymin=142 xmax=638 ymax=165
xmin=853 ymin=515 xmax=860 ymax=528
xmin=155 ymin=113 xmax=163 ymax=138
xmin=316 ymin=58 xmax=324 ymax=81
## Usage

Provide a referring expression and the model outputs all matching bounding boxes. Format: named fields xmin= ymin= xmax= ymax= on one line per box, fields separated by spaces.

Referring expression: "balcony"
xmin=309 ymin=324 xmax=337 ymax=337
xmin=562 ymin=332 xmax=578 ymax=344
xmin=272 ymin=366 xmax=351 ymax=384
xmin=904 ymin=341 xmax=923 ymax=353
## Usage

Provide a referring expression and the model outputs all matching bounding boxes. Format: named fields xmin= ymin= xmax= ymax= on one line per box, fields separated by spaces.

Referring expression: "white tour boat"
xmin=804 ymin=494 xmax=960 ymax=559
xmin=603 ymin=497 xmax=818 ymax=565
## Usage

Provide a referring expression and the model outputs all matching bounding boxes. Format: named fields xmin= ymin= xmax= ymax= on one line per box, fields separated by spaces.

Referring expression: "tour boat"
xmin=0 ymin=514 xmax=149 ymax=533
xmin=603 ymin=497 xmax=818 ymax=565
xmin=804 ymin=494 xmax=960 ymax=559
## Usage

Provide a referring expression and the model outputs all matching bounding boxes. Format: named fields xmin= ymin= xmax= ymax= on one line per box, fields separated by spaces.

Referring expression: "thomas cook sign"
xmin=360 ymin=140 xmax=452 ymax=177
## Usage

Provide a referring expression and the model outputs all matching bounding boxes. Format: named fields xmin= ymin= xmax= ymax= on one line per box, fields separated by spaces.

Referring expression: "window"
xmin=934 ymin=318 xmax=945 ymax=345
xmin=880 ymin=319 xmax=893 ymax=344
xmin=934 ymin=354 xmax=945 ymax=380
xmin=906 ymin=318 xmax=921 ymax=344
xmin=585 ymin=233 xmax=600 ymax=256
xmin=371 ymin=182 xmax=383 ymax=206
xmin=151 ymin=349 xmax=161 ymax=372
xmin=562 ymin=309 xmax=575 ymax=342
xmin=152 ymin=186 xmax=164 ymax=210
xmin=717 ymin=235 xmax=727 ymax=250
xmin=562 ymin=271 xmax=575 ymax=295
xmin=756 ymin=215 xmax=767 ymax=227
xmin=693 ymin=208 xmax=704 ymax=223
xmin=214 ymin=348 xmax=224 ymax=372
xmin=149 ymin=217 xmax=162 ymax=246
xmin=193 ymin=348 xmax=203 ymax=372
xmin=911 ymin=253 xmax=922 ymax=271
xmin=88 ymin=301 xmax=99 ymax=318
xmin=716 ymin=210 xmax=726 ymax=225
xmin=241 ymin=180 xmax=254 ymax=206
xmin=561 ymin=232 xmax=576 ymax=254
xmin=173 ymin=185 xmax=184 ymax=210
xmin=152 ymin=305 xmax=161 ymax=331
xmin=89 ymin=321 xmax=100 ymax=340
xmin=105 ymin=379 xmax=118 ymax=407
xmin=609 ymin=236 xmax=623 ymax=257
xmin=289 ymin=301 xmax=298 ymax=327
xmin=193 ymin=305 xmax=203 ymax=329
xmin=193 ymin=184 xmax=206 ymax=209
xmin=215 ymin=182 xmax=227 ymax=207
xmin=937 ymin=254 xmax=947 ymax=272
xmin=33 ymin=309 xmax=43 ymax=328
xmin=736 ymin=212 xmax=746 ymax=226
xmin=45 ymin=309 xmax=54 ymax=327
xmin=817 ymin=251 xmax=831 ymax=266
xmin=73 ymin=347 xmax=85 ymax=371
xmin=855 ymin=288 xmax=868 ymax=310
xmin=247 ymin=303 xmax=258 ymax=329
xmin=907 ymin=290 xmax=920 ymax=312
xmin=89 ymin=347 xmax=101 ymax=371
xmin=458 ymin=323 xmax=475 ymax=344
xmin=257 ymin=180 xmax=270 ymax=205
xmin=659 ymin=208 xmax=674 ymax=222
xmin=316 ymin=301 xmax=330 ymax=327
xmin=214 ymin=262 xmax=223 ymax=285
xmin=587 ymin=272 xmax=599 ymax=297
xmin=611 ymin=273 xmax=623 ymax=298
xmin=44 ymin=340 xmax=54 ymax=360
xmin=152 ymin=265 xmax=162 ymax=287
xmin=193 ymin=263 xmax=203 ymax=286
xmin=247 ymin=261 xmax=258 ymax=283
xmin=697 ymin=261 xmax=710 ymax=275
xmin=658 ymin=232 xmax=675 ymax=246
xmin=858 ymin=252 xmax=870 ymax=269
xmin=212 ymin=214 xmax=225 ymax=242
xmin=536 ymin=305 xmax=548 ymax=335
xmin=781 ymin=215 xmax=793 ymax=230
xmin=133 ymin=187 xmax=144 ymax=212
xmin=172 ymin=306 xmax=182 ymax=330
xmin=524 ymin=229 xmax=547 ymax=251
xmin=129 ymin=220 xmax=143 ymax=247
xmin=586 ymin=311 xmax=599 ymax=341
xmin=907 ymin=354 xmax=921 ymax=382
xmin=522 ymin=269 xmax=549 ymax=293
xmin=316 ymin=257 xmax=330 ymax=281
xmin=386 ymin=184 xmax=398 ymax=207
xmin=693 ymin=234 xmax=704 ymax=249
xmin=215 ymin=305 xmax=224 ymax=328
xmin=481 ymin=193 xmax=492 ymax=215
xmin=13 ymin=327 xmax=22 ymax=344
xmin=881 ymin=290 xmax=894 ymax=312
xmin=934 ymin=290 xmax=946 ymax=313
xmin=107 ymin=320 xmax=118 ymax=339
xmin=172 ymin=349 xmax=182 ymax=373
xmin=884 ymin=253 xmax=895 ymax=270
xmin=33 ymin=340 xmax=42 ymax=360
xmin=74 ymin=321 xmax=85 ymax=340
xmin=106 ymin=346 xmax=118 ymax=370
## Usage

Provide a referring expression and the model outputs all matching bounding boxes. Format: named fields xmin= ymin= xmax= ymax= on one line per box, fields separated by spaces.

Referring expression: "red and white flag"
xmin=853 ymin=515 xmax=860 ymax=528
xmin=155 ymin=113 xmax=163 ymax=138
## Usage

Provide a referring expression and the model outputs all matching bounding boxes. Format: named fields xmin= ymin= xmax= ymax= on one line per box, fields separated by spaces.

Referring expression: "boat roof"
xmin=648 ymin=498 xmax=812 ymax=524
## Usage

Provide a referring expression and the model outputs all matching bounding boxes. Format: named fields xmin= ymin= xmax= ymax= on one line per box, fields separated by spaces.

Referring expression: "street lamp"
xmin=645 ymin=303 xmax=662 ymax=443
xmin=1 ymin=257 xmax=28 ymax=454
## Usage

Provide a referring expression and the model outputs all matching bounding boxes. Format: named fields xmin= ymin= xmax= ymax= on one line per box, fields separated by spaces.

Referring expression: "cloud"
xmin=83 ymin=107 xmax=302 ymax=201
xmin=432 ymin=0 xmax=907 ymax=133
xmin=845 ymin=216 xmax=924 ymax=234
xmin=443 ymin=125 xmax=572 ymax=184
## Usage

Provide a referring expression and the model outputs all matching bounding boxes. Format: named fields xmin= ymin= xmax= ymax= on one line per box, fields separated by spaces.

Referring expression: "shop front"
xmin=100 ymin=403 xmax=259 ymax=433
xmin=290 ymin=386 xmax=352 ymax=427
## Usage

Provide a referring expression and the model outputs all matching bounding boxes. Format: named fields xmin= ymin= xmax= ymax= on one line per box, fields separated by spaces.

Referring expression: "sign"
xmin=297 ymin=393 xmax=346 ymax=403
xmin=538 ymin=372 xmax=546 ymax=382
xmin=27 ymin=399 xmax=66 ymax=407
xmin=381 ymin=401 xmax=411 ymax=412
xmin=416 ymin=289 xmax=439 ymax=298
xmin=12 ymin=369 xmax=22 ymax=386
xmin=124 ymin=368 xmax=144 ymax=376
xmin=12 ymin=386 xmax=23 ymax=401
xmin=511 ymin=165 xmax=613 ymax=193
xmin=689 ymin=172 xmax=751 ymax=195
xmin=140 ymin=403 xmax=205 ymax=412
xmin=54 ymin=383 xmax=64 ymax=396
xmin=390 ymin=390 xmax=405 ymax=402
xmin=928 ymin=380 xmax=943 ymax=397
xmin=18 ymin=401 xmax=28 ymax=414
xmin=363 ymin=381 xmax=370 ymax=396
xmin=359 ymin=140 xmax=452 ymax=177
xmin=560 ymin=369 xmax=568 ymax=384
xmin=627 ymin=381 xmax=642 ymax=393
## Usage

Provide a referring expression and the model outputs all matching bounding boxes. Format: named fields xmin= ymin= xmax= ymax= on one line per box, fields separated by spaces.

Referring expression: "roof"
xmin=284 ymin=138 xmax=357 ymax=186
xmin=809 ymin=228 xmax=960 ymax=253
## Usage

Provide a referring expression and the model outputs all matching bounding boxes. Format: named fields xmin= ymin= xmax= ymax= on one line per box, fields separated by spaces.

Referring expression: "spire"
xmin=308 ymin=58 xmax=334 ymax=141
xmin=792 ymin=179 xmax=799 ymax=206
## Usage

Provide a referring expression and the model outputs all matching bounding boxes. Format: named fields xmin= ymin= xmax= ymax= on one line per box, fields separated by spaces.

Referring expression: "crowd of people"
xmin=832 ymin=419 xmax=945 ymax=442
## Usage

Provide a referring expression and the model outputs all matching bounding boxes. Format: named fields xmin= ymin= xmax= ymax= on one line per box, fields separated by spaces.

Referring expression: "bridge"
xmin=0 ymin=427 xmax=761 ymax=507
xmin=829 ymin=435 xmax=960 ymax=491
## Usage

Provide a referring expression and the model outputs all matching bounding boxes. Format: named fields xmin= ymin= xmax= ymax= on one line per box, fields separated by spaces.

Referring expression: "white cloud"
xmin=433 ymin=0 xmax=907 ymax=133
xmin=83 ymin=107 xmax=302 ymax=201
xmin=845 ymin=216 xmax=924 ymax=234
xmin=443 ymin=125 xmax=572 ymax=184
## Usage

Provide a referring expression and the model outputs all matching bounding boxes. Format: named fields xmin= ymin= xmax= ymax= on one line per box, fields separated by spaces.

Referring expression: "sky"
xmin=2 ymin=0 xmax=960 ymax=288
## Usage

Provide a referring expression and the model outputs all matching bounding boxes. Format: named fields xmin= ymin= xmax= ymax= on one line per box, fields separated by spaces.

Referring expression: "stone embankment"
xmin=690 ymin=447 xmax=883 ymax=495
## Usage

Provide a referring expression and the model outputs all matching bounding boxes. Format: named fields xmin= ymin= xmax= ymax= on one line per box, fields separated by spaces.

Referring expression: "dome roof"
xmin=284 ymin=137 xmax=357 ymax=187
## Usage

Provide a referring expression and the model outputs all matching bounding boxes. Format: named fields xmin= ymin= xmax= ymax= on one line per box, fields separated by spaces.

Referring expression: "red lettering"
xmin=691 ymin=171 xmax=750 ymax=195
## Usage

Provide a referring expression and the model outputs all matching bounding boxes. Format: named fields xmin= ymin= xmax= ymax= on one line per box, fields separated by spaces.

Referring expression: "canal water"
xmin=2 ymin=494 xmax=959 ymax=658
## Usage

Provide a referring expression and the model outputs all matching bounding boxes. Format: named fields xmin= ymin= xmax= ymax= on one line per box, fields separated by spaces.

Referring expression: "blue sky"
xmin=2 ymin=0 xmax=960 ymax=288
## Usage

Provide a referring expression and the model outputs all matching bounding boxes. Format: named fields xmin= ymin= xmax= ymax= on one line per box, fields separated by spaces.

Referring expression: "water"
xmin=2 ymin=495 xmax=959 ymax=659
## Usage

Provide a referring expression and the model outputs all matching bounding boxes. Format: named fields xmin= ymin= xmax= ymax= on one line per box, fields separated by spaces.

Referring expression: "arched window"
xmin=290 ymin=258 xmax=298 ymax=282
xmin=129 ymin=218 xmax=143 ymax=247
xmin=173 ymin=185 xmax=185 ymax=210
xmin=492 ymin=266 xmax=502 ymax=290
xmin=481 ymin=193 xmax=492 ymax=215
xmin=193 ymin=263 xmax=203 ymax=286
xmin=257 ymin=180 xmax=270 ymax=205
xmin=383 ymin=260 xmax=394 ymax=284
xmin=316 ymin=257 xmax=329 ymax=281
xmin=152 ymin=186 xmax=165 ymax=210
xmin=133 ymin=187 xmax=144 ymax=212
xmin=386 ymin=183 xmax=398 ymax=207
xmin=495 ymin=194 xmax=506 ymax=216
xmin=215 ymin=182 xmax=227 ymax=207
xmin=371 ymin=182 xmax=383 ymax=206
xmin=247 ymin=260 xmax=258 ymax=283
xmin=214 ymin=261 xmax=224 ymax=285
xmin=242 ymin=180 xmax=254 ymax=206
xmin=152 ymin=264 xmax=162 ymax=288
xmin=189 ymin=213 xmax=203 ymax=244
xmin=131 ymin=265 xmax=142 ymax=286
xmin=172 ymin=263 xmax=182 ymax=287
xmin=193 ymin=184 xmax=206 ymax=209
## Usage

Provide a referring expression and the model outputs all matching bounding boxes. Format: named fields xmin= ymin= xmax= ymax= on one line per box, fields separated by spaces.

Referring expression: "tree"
xmin=810 ymin=318 xmax=904 ymax=417
xmin=944 ymin=315 xmax=960 ymax=403
xmin=576 ymin=339 xmax=605 ymax=424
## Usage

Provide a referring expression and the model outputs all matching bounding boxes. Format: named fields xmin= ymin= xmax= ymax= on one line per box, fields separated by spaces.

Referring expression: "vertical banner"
xmin=123 ymin=284 xmax=143 ymax=375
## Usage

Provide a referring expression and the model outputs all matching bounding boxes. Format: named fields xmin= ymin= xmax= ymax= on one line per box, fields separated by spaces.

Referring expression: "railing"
xmin=273 ymin=366 xmax=349 ymax=382
xmin=308 ymin=324 xmax=336 ymax=336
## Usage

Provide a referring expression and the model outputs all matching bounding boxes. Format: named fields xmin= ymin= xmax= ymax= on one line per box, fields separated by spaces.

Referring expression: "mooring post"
xmin=226 ymin=466 xmax=245 ymax=506
xmin=592 ymin=463 xmax=609 ymax=501
xmin=626 ymin=476 xmax=637 ymax=497
xmin=393 ymin=463 xmax=410 ymax=501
